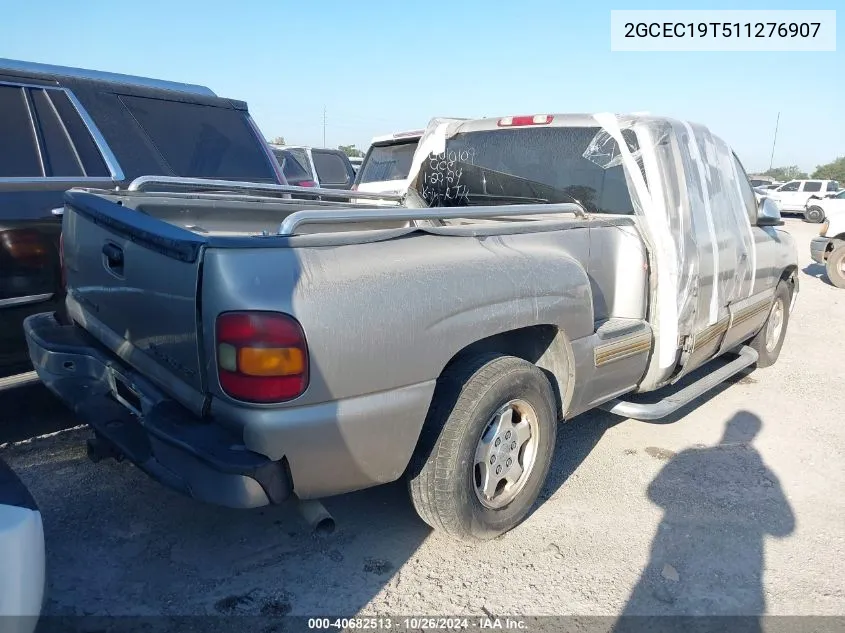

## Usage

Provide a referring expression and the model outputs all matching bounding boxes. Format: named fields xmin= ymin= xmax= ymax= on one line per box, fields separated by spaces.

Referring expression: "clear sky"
xmin=2 ymin=0 xmax=842 ymax=173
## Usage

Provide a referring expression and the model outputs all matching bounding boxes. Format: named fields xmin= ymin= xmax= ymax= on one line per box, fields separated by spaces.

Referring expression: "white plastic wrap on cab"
xmin=408 ymin=113 xmax=757 ymax=370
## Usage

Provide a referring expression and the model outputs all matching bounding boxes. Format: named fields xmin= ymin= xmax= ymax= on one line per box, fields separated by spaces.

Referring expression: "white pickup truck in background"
xmin=352 ymin=129 xmax=424 ymax=199
xmin=766 ymin=179 xmax=841 ymax=223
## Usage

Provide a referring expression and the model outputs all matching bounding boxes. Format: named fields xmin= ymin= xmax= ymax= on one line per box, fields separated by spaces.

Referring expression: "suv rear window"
xmin=413 ymin=126 xmax=639 ymax=214
xmin=119 ymin=95 xmax=275 ymax=181
xmin=312 ymin=150 xmax=351 ymax=185
xmin=272 ymin=149 xmax=310 ymax=181
xmin=359 ymin=141 xmax=418 ymax=184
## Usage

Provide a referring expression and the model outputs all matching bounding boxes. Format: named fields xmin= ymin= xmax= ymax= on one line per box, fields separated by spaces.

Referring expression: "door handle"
xmin=102 ymin=243 xmax=124 ymax=275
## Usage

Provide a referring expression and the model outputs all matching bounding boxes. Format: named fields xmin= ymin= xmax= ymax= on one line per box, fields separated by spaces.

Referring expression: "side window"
xmin=827 ymin=181 xmax=839 ymax=192
xmin=47 ymin=90 xmax=109 ymax=177
xmin=0 ymin=84 xmax=110 ymax=179
xmin=30 ymin=89 xmax=83 ymax=177
xmin=312 ymin=151 xmax=351 ymax=185
xmin=0 ymin=85 xmax=42 ymax=177
xmin=731 ymin=154 xmax=758 ymax=223
xmin=780 ymin=181 xmax=800 ymax=192
xmin=803 ymin=181 xmax=822 ymax=192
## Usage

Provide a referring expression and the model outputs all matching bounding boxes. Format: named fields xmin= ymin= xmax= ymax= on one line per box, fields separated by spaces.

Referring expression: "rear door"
xmin=62 ymin=194 xmax=207 ymax=413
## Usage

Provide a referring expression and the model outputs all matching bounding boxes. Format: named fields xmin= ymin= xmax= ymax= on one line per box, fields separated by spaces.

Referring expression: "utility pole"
xmin=322 ymin=106 xmax=327 ymax=148
xmin=768 ymin=112 xmax=780 ymax=170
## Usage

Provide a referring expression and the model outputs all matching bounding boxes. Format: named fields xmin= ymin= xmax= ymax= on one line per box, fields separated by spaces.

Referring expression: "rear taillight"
xmin=216 ymin=312 xmax=309 ymax=403
xmin=297 ymin=180 xmax=317 ymax=188
xmin=497 ymin=114 xmax=554 ymax=127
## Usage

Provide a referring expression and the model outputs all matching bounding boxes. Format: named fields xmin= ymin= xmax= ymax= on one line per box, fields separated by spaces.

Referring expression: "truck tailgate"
xmin=61 ymin=191 xmax=207 ymax=411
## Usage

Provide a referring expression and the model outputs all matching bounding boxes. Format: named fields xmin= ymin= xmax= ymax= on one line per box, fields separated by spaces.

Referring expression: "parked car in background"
xmin=765 ymin=179 xmax=840 ymax=222
xmin=353 ymin=129 xmax=424 ymax=197
xmin=25 ymin=113 xmax=797 ymax=543
xmin=753 ymin=181 xmax=783 ymax=194
xmin=270 ymin=148 xmax=316 ymax=188
xmin=0 ymin=58 xmax=285 ymax=390
xmin=810 ymin=191 xmax=845 ymax=288
xmin=750 ymin=177 xmax=775 ymax=188
xmin=269 ymin=145 xmax=356 ymax=191
xmin=0 ymin=457 xmax=44 ymax=632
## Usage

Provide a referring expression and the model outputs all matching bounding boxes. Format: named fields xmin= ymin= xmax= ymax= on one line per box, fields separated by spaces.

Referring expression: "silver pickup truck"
xmin=25 ymin=113 xmax=798 ymax=542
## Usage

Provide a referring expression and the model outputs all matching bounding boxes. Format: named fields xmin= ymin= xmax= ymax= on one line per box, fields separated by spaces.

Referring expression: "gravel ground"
xmin=1 ymin=217 xmax=843 ymax=624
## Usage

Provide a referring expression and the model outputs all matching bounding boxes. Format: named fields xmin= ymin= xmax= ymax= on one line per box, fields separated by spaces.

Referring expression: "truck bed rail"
xmin=127 ymin=176 xmax=404 ymax=203
xmin=277 ymin=203 xmax=588 ymax=236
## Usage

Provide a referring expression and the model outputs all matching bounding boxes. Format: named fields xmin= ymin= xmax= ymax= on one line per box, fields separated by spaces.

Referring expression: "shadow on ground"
xmin=0 ymin=383 xmax=77 ymax=445
xmin=612 ymin=411 xmax=794 ymax=633
xmin=802 ymin=263 xmax=831 ymax=286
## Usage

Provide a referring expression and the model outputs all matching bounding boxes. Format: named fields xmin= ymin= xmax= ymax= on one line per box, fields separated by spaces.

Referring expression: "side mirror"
xmin=757 ymin=196 xmax=784 ymax=226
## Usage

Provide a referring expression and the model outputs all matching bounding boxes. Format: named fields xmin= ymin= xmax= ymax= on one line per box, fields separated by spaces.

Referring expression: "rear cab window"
xmin=803 ymin=181 xmax=822 ymax=192
xmin=311 ymin=150 xmax=353 ymax=186
xmin=412 ymin=126 xmax=640 ymax=214
xmin=358 ymin=140 xmax=419 ymax=184
xmin=0 ymin=83 xmax=109 ymax=179
xmin=119 ymin=95 xmax=276 ymax=181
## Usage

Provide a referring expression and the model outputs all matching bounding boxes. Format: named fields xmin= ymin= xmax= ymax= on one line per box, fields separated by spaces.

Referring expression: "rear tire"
xmin=826 ymin=244 xmax=845 ymax=289
xmin=804 ymin=206 xmax=825 ymax=223
xmin=749 ymin=281 xmax=790 ymax=368
xmin=408 ymin=354 xmax=557 ymax=542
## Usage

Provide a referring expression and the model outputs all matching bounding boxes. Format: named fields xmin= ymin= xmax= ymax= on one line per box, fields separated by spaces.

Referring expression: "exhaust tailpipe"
xmin=297 ymin=499 xmax=335 ymax=535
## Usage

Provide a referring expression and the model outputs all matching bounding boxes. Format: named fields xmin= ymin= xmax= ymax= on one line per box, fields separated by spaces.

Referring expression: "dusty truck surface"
xmin=25 ymin=113 xmax=798 ymax=542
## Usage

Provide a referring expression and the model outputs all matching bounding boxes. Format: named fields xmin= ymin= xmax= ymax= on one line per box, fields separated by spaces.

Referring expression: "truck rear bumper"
xmin=810 ymin=236 xmax=830 ymax=265
xmin=23 ymin=312 xmax=291 ymax=509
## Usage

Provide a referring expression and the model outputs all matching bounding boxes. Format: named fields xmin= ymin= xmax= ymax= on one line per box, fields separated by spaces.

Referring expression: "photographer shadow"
xmin=613 ymin=411 xmax=795 ymax=633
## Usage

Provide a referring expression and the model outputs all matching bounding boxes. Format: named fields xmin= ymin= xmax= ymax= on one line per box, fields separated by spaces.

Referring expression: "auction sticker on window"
xmin=610 ymin=10 xmax=836 ymax=51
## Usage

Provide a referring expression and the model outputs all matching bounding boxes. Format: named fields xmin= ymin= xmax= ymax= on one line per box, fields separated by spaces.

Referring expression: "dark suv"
xmin=0 ymin=58 xmax=284 ymax=387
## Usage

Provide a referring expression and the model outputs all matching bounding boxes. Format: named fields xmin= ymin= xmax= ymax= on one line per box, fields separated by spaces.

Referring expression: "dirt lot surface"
xmin=2 ymin=217 xmax=843 ymax=626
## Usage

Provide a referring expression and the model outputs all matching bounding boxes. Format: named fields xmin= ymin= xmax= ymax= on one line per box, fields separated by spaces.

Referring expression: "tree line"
xmin=758 ymin=156 xmax=845 ymax=183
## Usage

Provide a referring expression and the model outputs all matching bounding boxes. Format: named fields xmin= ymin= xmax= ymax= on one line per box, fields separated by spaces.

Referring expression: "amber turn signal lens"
xmin=238 ymin=347 xmax=304 ymax=377
xmin=820 ymin=221 xmax=829 ymax=236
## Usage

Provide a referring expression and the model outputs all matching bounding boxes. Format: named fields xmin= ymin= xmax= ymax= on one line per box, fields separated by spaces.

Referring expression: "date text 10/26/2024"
xmin=308 ymin=617 xmax=528 ymax=630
